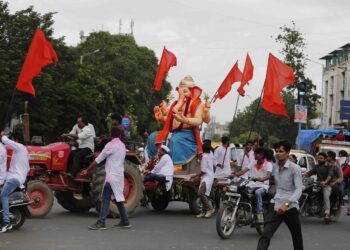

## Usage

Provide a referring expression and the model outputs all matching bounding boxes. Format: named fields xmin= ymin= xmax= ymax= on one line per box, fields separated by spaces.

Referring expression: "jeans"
xmin=198 ymin=182 xmax=213 ymax=212
xmin=254 ymin=188 xmax=267 ymax=213
xmin=70 ymin=148 xmax=92 ymax=177
xmin=257 ymin=206 xmax=303 ymax=250
xmin=98 ymin=183 xmax=129 ymax=225
xmin=0 ymin=179 xmax=20 ymax=224
xmin=143 ymin=173 xmax=166 ymax=184
xmin=323 ymin=185 xmax=332 ymax=214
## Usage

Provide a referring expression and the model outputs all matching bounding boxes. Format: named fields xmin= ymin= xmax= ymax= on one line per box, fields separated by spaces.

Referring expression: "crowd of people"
xmin=1 ymin=115 xmax=350 ymax=250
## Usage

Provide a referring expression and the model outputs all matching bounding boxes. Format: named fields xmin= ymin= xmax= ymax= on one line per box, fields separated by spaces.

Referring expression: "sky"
xmin=8 ymin=0 xmax=350 ymax=124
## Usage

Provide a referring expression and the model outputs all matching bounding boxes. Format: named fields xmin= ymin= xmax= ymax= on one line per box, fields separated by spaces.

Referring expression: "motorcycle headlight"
xmin=228 ymin=185 xmax=238 ymax=192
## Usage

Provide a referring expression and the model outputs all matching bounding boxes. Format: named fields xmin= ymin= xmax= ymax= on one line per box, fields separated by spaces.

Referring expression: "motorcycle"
xmin=0 ymin=186 xmax=33 ymax=230
xmin=300 ymin=177 xmax=342 ymax=223
xmin=216 ymin=177 xmax=270 ymax=239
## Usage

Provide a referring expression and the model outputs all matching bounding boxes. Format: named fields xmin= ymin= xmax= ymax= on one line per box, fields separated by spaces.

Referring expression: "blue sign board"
xmin=340 ymin=100 xmax=350 ymax=120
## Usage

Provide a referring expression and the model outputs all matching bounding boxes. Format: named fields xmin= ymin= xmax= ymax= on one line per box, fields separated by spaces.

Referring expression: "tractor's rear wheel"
xmin=55 ymin=191 xmax=93 ymax=213
xmin=27 ymin=180 xmax=54 ymax=218
xmin=90 ymin=160 xmax=143 ymax=217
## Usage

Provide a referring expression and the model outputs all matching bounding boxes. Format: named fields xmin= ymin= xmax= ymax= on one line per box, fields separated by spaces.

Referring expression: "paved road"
xmin=1 ymin=201 xmax=350 ymax=250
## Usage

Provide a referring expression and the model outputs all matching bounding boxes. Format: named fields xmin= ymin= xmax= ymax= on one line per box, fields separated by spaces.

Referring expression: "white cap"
xmin=161 ymin=145 xmax=170 ymax=153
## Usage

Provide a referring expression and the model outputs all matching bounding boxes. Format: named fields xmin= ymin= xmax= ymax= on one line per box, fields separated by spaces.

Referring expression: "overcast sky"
xmin=8 ymin=0 xmax=350 ymax=123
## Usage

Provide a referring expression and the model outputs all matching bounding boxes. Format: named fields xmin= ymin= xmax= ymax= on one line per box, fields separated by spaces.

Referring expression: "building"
xmin=203 ymin=116 xmax=230 ymax=140
xmin=320 ymin=43 xmax=350 ymax=128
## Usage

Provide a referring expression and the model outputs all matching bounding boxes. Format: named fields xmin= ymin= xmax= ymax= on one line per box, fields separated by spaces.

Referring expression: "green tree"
xmin=275 ymin=21 xmax=320 ymax=117
xmin=229 ymin=92 xmax=298 ymax=144
xmin=0 ymin=1 xmax=171 ymax=142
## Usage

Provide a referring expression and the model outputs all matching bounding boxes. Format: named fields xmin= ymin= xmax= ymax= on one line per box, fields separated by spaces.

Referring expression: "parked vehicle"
xmin=299 ymin=177 xmax=342 ymax=223
xmin=0 ymin=186 xmax=33 ymax=230
xmin=216 ymin=177 xmax=270 ymax=239
xmin=289 ymin=150 xmax=316 ymax=171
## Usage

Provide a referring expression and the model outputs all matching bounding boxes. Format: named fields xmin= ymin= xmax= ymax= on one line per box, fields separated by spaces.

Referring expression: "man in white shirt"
xmin=0 ymin=132 xmax=29 ymax=233
xmin=235 ymin=147 xmax=272 ymax=223
xmin=195 ymin=142 xmax=215 ymax=218
xmin=62 ymin=117 xmax=94 ymax=177
xmin=143 ymin=145 xmax=174 ymax=191
xmin=82 ymin=127 xmax=131 ymax=230
xmin=214 ymin=136 xmax=232 ymax=177
xmin=68 ymin=116 xmax=96 ymax=139
xmin=238 ymin=140 xmax=255 ymax=179
xmin=0 ymin=142 xmax=7 ymax=186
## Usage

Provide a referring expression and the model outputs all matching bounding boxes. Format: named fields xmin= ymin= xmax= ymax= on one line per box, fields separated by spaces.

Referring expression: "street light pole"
xmin=80 ymin=49 xmax=100 ymax=65
xmin=296 ymin=81 xmax=306 ymax=150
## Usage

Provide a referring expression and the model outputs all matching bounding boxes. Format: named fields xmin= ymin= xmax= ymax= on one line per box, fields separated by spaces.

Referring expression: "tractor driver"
xmin=62 ymin=117 xmax=95 ymax=178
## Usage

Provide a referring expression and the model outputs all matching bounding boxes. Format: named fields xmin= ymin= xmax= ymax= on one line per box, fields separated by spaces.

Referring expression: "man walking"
xmin=0 ymin=132 xmax=29 ymax=233
xmin=214 ymin=136 xmax=232 ymax=177
xmin=257 ymin=140 xmax=303 ymax=250
xmin=82 ymin=127 xmax=131 ymax=230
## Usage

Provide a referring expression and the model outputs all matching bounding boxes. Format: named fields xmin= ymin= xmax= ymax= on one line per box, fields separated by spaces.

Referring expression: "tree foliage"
xmin=275 ymin=21 xmax=320 ymax=116
xmin=0 ymin=1 xmax=171 ymax=142
xmin=229 ymin=92 xmax=298 ymax=144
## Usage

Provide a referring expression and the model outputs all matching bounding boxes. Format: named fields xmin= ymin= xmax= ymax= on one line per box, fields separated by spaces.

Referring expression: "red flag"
xmin=153 ymin=47 xmax=177 ymax=91
xmin=237 ymin=53 xmax=254 ymax=97
xmin=16 ymin=28 xmax=58 ymax=96
xmin=261 ymin=53 xmax=295 ymax=118
xmin=214 ymin=61 xmax=242 ymax=101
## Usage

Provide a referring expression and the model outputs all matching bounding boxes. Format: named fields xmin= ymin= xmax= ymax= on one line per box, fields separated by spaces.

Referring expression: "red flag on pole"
xmin=214 ymin=61 xmax=242 ymax=102
xmin=261 ymin=53 xmax=295 ymax=118
xmin=153 ymin=47 xmax=177 ymax=91
xmin=237 ymin=53 xmax=254 ymax=97
xmin=16 ymin=28 xmax=58 ymax=96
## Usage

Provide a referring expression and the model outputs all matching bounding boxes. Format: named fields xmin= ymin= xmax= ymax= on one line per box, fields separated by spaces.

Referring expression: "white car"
xmin=289 ymin=150 xmax=316 ymax=172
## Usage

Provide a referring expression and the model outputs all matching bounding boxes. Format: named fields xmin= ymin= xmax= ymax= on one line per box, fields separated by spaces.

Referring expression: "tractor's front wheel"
xmin=26 ymin=180 xmax=54 ymax=217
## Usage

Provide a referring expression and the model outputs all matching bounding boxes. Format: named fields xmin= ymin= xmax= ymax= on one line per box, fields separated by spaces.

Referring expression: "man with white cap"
xmin=143 ymin=145 xmax=174 ymax=191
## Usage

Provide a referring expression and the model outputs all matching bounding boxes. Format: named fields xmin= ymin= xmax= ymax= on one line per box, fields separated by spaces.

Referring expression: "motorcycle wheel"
xmin=216 ymin=204 xmax=238 ymax=239
xmin=10 ymin=208 xmax=26 ymax=230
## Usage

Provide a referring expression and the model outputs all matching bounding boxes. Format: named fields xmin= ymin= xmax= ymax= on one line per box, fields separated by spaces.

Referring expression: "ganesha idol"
xmin=147 ymin=75 xmax=211 ymax=165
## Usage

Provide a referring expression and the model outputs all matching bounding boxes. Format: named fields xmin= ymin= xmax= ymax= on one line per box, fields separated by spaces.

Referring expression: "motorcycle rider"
xmin=62 ymin=117 xmax=95 ymax=177
xmin=326 ymin=151 xmax=344 ymax=208
xmin=143 ymin=145 xmax=174 ymax=192
xmin=303 ymin=152 xmax=335 ymax=223
xmin=235 ymin=147 xmax=272 ymax=223
xmin=338 ymin=150 xmax=350 ymax=215
xmin=0 ymin=140 xmax=6 ymax=187
xmin=0 ymin=132 xmax=29 ymax=233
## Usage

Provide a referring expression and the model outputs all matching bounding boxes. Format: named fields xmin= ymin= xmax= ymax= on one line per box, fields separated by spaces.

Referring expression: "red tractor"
xmin=5 ymin=141 xmax=143 ymax=218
